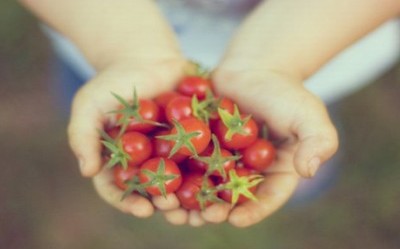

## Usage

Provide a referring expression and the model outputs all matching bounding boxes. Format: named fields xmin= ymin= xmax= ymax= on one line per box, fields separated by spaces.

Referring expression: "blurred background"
xmin=1 ymin=1 xmax=400 ymax=249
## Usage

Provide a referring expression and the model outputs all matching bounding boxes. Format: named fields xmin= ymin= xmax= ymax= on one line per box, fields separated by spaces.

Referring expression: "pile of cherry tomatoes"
xmin=101 ymin=68 xmax=276 ymax=211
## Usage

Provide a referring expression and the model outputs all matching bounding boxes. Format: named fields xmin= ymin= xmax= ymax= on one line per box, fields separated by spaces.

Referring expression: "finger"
xmin=93 ymin=168 xmax=154 ymax=218
xmin=229 ymin=172 xmax=299 ymax=227
xmin=188 ymin=210 xmax=206 ymax=227
xmin=164 ymin=208 xmax=188 ymax=225
xmin=201 ymin=203 xmax=231 ymax=223
xmin=68 ymin=93 xmax=104 ymax=177
xmin=293 ymin=102 xmax=339 ymax=178
xmin=152 ymin=193 xmax=180 ymax=211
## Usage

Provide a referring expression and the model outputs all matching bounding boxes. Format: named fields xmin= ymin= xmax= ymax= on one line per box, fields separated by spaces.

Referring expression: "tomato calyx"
xmin=100 ymin=130 xmax=131 ymax=169
xmin=219 ymin=170 xmax=264 ymax=207
xmin=185 ymin=61 xmax=210 ymax=78
xmin=191 ymin=90 xmax=223 ymax=124
xmin=141 ymin=158 xmax=179 ymax=198
xmin=156 ymin=119 xmax=201 ymax=158
xmin=121 ymin=175 xmax=149 ymax=200
xmin=218 ymin=105 xmax=252 ymax=141
xmin=196 ymin=178 xmax=223 ymax=210
xmin=110 ymin=88 xmax=168 ymax=133
xmin=195 ymin=135 xmax=240 ymax=180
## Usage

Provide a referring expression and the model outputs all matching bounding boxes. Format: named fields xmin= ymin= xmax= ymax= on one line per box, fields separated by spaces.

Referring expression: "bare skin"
xmin=20 ymin=0 xmax=400 ymax=227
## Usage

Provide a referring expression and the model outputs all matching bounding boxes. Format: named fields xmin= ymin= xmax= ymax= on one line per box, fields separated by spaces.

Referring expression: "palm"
xmin=68 ymin=59 xmax=187 ymax=217
xmin=212 ymin=71 xmax=338 ymax=227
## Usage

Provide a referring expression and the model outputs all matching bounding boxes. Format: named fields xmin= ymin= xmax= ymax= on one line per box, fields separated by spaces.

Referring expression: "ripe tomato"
xmin=209 ymin=97 xmax=235 ymax=120
xmin=152 ymin=130 xmax=187 ymax=163
xmin=165 ymin=96 xmax=193 ymax=123
xmin=177 ymin=76 xmax=212 ymax=100
xmin=214 ymin=115 xmax=258 ymax=149
xmin=121 ymin=131 xmax=152 ymax=166
xmin=139 ymin=157 xmax=182 ymax=196
xmin=176 ymin=173 xmax=214 ymax=210
xmin=113 ymin=165 xmax=140 ymax=190
xmin=154 ymin=91 xmax=182 ymax=110
xmin=219 ymin=168 xmax=259 ymax=205
xmin=169 ymin=118 xmax=211 ymax=156
xmin=242 ymin=139 xmax=276 ymax=172
xmin=187 ymin=146 xmax=236 ymax=177
xmin=117 ymin=99 xmax=161 ymax=133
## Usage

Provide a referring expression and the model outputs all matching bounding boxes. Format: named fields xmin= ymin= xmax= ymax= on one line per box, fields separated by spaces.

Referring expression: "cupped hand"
xmin=162 ymin=68 xmax=339 ymax=227
xmin=214 ymin=69 xmax=339 ymax=227
xmin=68 ymin=58 xmax=186 ymax=218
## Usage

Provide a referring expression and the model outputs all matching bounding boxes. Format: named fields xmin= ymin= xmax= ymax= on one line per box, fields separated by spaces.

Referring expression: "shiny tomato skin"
xmin=177 ymin=76 xmax=212 ymax=100
xmin=121 ymin=131 xmax=152 ymax=166
xmin=219 ymin=168 xmax=258 ymax=205
xmin=165 ymin=96 xmax=193 ymax=123
xmin=242 ymin=139 xmax=276 ymax=172
xmin=152 ymin=130 xmax=187 ymax=163
xmin=171 ymin=118 xmax=211 ymax=156
xmin=209 ymin=97 xmax=235 ymax=120
xmin=139 ymin=157 xmax=182 ymax=196
xmin=154 ymin=91 xmax=182 ymax=110
xmin=187 ymin=146 xmax=236 ymax=177
xmin=113 ymin=165 xmax=140 ymax=190
xmin=214 ymin=115 xmax=258 ymax=150
xmin=118 ymin=99 xmax=161 ymax=133
xmin=176 ymin=173 xmax=214 ymax=210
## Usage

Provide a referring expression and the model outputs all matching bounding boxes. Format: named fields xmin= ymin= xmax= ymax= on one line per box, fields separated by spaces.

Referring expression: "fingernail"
xmin=307 ymin=157 xmax=320 ymax=177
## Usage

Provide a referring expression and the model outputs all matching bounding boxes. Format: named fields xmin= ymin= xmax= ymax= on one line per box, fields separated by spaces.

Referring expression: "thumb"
xmin=68 ymin=97 xmax=103 ymax=177
xmin=293 ymin=103 xmax=339 ymax=178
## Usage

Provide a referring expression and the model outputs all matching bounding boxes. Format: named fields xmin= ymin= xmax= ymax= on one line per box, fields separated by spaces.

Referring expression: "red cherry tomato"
xmin=154 ymin=91 xmax=182 ymax=110
xmin=209 ymin=97 xmax=235 ymax=120
xmin=165 ymin=96 xmax=193 ymax=123
xmin=121 ymin=131 xmax=152 ymax=166
xmin=113 ymin=165 xmax=140 ymax=190
xmin=152 ymin=130 xmax=187 ymax=163
xmin=242 ymin=139 xmax=276 ymax=172
xmin=219 ymin=168 xmax=258 ymax=205
xmin=214 ymin=115 xmax=258 ymax=149
xmin=177 ymin=76 xmax=212 ymax=100
xmin=170 ymin=118 xmax=211 ymax=156
xmin=187 ymin=146 xmax=236 ymax=177
xmin=139 ymin=157 xmax=182 ymax=196
xmin=176 ymin=173 xmax=214 ymax=210
xmin=117 ymin=99 xmax=161 ymax=133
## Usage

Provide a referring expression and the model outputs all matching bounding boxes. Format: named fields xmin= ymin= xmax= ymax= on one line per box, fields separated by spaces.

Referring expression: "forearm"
xmin=220 ymin=0 xmax=400 ymax=79
xmin=19 ymin=0 xmax=181 ymax=70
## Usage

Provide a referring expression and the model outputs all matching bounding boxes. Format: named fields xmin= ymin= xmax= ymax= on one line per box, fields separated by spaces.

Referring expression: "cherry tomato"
xmin=113 ymin=165 xmax=140 ymax=190
xmin=219 ymin=168 xmax=259 ymax=205
xmin=105 ymin=127 xmax=121 ymax=140
xmin=121 ymin=131 xmax=152 ymax=166
xmin=187 ymin=146 xmax=236 ymax=177
xmin=139 ymin=157 xmax=182 ymax=196
xmin=209 ymin=97 xmax=235 ymax=120
xmin=165 ymin=96 xmax=193 ymax=123
xmin=177 ymin=76 xmax=212 ymax=100
xmin=176 ymin=173 xmax=214 ymax=210
xmin=117 ymin=99 xmax=161 ymax=133
xmin=170 ymin=118 xmax=211 ymax=156
xmin=154 ymin=91 xmax=182 ymax=110
xmin=214 ymin=115 xmax=258 ymax=149
xmin=152 ymin=130 xmax=188 ymax=163
xmin=242 ymin=139 xmax=276 ymax=172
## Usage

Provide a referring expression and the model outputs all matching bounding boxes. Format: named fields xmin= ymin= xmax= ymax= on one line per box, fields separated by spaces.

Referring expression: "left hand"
xmin=163 ymin=68 xmax=339 ymax=227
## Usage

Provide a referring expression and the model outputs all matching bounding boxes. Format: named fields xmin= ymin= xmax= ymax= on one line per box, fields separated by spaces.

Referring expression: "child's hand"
xmin=213 ymin=69 xmax=339 ymax=227
xmin=67 ymin=58 xmax=186 ymax=217
xmin=161 ymin=69 xmax=339 ymax=227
